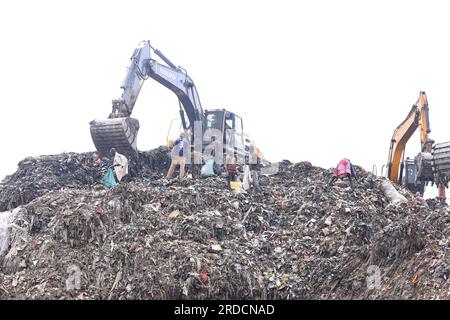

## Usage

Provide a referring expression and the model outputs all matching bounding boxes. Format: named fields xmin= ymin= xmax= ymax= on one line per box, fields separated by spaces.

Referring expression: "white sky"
xmin=1 ymin=0 xmax=449 ymax=198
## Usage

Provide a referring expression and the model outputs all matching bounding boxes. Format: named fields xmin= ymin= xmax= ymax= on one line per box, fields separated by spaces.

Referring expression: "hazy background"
xmin=1 ymin=0 xmax=449 ymax=198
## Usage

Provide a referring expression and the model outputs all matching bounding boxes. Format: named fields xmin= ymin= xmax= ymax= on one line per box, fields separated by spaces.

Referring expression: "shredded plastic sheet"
xmin=0 ymin=208 xmax=21 ymax=257
xmin=380 ymin=180 xmax=408 ymax=205
xmin=113 ymin=153 xmax=129 ymax=182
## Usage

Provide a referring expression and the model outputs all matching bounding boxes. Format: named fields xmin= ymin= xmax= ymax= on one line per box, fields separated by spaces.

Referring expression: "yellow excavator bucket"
xmin=90 ymin=117 xmax=140 ymax=155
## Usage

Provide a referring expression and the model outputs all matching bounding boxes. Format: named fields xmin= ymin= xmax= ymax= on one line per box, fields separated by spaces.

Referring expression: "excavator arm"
xmin=90 ymin=41 xmax=204 ymax=155
xmin=387 ymin=91 xmax=450 ymax=203
xmin=387 ymin=91 xmax=430 ymax=183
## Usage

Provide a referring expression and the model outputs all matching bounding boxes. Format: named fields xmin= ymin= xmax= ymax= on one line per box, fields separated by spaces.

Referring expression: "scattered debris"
xmin=0 ymin=149 xmax=448 ymax=299
xmin=0 ymin=148 xmax=171 ymax=211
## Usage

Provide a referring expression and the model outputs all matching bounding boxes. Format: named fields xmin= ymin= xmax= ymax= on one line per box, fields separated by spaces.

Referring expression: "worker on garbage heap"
xmin=326 ymin=158 xmax=357 ymax=190
xmin=166 ymin=132 xmax=188 ymax=180
xmin=415 ymin=192 xmax=428 ymax=207
xmin=110 ymin=148 xmax=129 ymax=182
xmin=206 ymin=135 xmax=222 ymax=175
xmin=226 ymin=153 xmax=238 ymax=189
xmin=438 ymin=186 xmax=446 ymax=205
xmin=249 ymin=144 xmax=261 ymax=192
xmin=93 ymin=152 xmax=109 ymax=174
xmin=437 ymin=180 xmax=447 ymax=206
xmin=83 ymin=152 xmax=109 ymax=184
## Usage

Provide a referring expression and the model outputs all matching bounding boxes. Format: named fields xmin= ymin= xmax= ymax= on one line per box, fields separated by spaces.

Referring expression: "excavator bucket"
xmin=90 ymin=117 xmax=140 ymax=155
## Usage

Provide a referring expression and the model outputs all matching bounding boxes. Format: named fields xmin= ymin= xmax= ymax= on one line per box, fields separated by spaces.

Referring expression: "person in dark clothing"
xmin=250 ymin=163 xmax=261 ymax=191
xmin=84 ymin=152 xmax=110 ymax=184
xmin=226 ymin=153 xmax=238 ymax=189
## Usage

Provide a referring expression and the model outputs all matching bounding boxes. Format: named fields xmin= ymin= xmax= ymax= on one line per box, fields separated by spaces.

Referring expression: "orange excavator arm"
xmin=387 ymin=91 xmax=431 ymax=183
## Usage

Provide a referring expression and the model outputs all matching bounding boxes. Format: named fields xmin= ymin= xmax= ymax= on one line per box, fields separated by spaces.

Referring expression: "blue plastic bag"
xmin=103 ymin=168 xmax=117 ymax=189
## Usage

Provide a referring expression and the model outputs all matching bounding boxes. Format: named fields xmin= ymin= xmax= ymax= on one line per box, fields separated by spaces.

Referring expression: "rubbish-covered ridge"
xmin=0 ymin=148 xmax=448 ymax=299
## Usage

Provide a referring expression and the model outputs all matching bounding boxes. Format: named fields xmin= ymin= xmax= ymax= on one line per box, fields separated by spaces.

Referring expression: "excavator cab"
xmin=204 ymin=109 xmax=245 ymax=157
xmin=402 ymin=158 xmax=425 ymax=193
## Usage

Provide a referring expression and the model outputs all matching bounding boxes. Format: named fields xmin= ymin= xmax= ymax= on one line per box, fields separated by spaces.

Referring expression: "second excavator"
xmin=90 ymin=40 xmax=262 ymax=165
xmin=387 ymin=91 xmax=450 ymax=201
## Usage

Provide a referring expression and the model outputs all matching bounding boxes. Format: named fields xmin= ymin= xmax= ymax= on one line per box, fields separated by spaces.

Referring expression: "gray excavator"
xmin=90 ymin=40 xmax=262 ymax=164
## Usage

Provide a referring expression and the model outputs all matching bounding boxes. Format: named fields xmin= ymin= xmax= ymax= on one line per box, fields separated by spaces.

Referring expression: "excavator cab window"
xmin=224 ymin=112 xmax=244 ymax=153
xmin=225 ymin=115 xmax=233 ymax=130
xmin=224 ymin=112 xmax=243 ymax=132
xmin=205 ymin=112 xmax=223 ymax=131
xmin=224 ymin=112 xmax=235 ymax=147
xmin=204 ymin=110 xmax=245 ymax=156
xmin=206 ymin=114 xmax=216 ymax=129
xmin=234 ymin=115 xmax=244 ymax=153
xmin=234 ymin=116 xmax=243 ymax=136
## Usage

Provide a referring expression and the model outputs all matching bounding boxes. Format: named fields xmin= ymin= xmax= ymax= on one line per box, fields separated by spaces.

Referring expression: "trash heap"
xmin=0 ymin=148 xmax=171 ymax=212
xmin=0 ymin=151 xmax=448 ymax=300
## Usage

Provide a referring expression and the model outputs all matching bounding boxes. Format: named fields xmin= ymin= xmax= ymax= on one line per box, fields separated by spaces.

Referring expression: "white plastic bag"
xmin=243 ymin=165 xmax=252 ymax=191
xmin=113 ymin=152 xmax=129 ymax=182
xmin=201 ymin=159 xmax=215 ymax=177
xmin=380 ymin=181 xmax=408 ymax=205
xmin=0 ymin=208 xmax=21 ymax=257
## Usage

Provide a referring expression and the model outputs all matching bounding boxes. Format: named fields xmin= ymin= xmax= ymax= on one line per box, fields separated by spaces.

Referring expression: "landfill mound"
xmin=0 ymin=151 xmax=448 ymax=299
xmin=0 ymin=147 xmax=171 ymax=212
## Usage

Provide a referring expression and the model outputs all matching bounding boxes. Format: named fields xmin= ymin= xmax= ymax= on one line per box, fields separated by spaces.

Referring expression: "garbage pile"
xmin=0 ymin=151 xmax=448 ymax=300
xmin=0 ymin=148 xmax=171 ymax=212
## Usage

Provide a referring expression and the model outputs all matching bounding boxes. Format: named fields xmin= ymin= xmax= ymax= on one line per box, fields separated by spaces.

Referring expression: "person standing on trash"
xmin=415 ymin=192 xmax=428 ymax=207
xmin=83 ymin=152 xmax=115 ymax=188
xmin=242 ymin=164 xmax=253 ymax=191
xmin=92 ymin=152 xmax=109 ymax=177
xmin=226 ymin=153 xmax=238 ymax=189
xmin=166 ymin=132 xmax=189 ymax=180
xmin=248 ymin=144 xmax=261 ymax=192
xmin=110 ymin=148 xmax=129 ymax=182
xmin=249 ymin=163 xmax=261 ymax=191
xmin=210 ymin=135 xmax=223 ymax=175
xmin=326 ymin=158 xmax=357 ymax=190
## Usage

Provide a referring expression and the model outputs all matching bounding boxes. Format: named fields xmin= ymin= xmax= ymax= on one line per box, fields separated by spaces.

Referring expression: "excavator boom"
xmin=90 ymin=41 xmax=204 ymax=155
xmin=387 ymin=91 xmax=430 ymax=183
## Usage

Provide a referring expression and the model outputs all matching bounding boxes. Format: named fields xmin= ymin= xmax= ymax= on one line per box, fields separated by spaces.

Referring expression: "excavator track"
xmin=90 ymin=117 xmax=140 ymax=155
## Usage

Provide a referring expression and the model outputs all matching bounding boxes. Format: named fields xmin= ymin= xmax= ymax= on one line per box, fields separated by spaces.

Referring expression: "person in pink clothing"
xmin=326 ymin=158 xmax=357 ymax=189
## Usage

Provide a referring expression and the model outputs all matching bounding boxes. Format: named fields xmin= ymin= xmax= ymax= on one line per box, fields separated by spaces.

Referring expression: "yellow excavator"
xmin=387 ymin=91 xmax=449 ymax=200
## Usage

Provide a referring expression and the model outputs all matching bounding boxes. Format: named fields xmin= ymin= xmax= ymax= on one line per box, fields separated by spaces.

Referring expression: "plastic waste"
xmin=103 ymin=168 xmax=117 ymax=189
xmin=201 ymin=159 xmax=215 ymax=177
